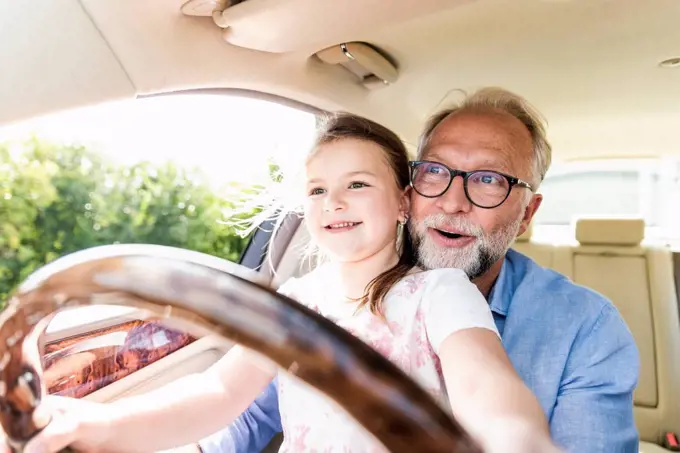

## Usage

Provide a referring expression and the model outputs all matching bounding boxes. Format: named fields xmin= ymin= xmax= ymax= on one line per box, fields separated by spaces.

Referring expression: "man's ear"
xmin=517 ymin=193 xmax=543 ymax=237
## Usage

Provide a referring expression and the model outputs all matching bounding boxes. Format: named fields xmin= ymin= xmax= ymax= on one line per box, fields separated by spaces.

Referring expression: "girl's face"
xmin=304 ymin=138 xmax=408 ymax=263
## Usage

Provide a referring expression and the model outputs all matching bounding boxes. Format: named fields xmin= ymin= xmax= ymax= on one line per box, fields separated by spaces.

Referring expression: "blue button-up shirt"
xmin=199 ymin=249 xmax=640 ymax=453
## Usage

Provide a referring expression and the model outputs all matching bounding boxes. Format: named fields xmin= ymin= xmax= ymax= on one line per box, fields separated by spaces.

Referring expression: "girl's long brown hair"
xmin=311 ymin=112 xmax=418 ymax=317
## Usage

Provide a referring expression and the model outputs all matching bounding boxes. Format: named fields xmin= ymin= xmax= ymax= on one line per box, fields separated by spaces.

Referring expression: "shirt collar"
xmin=487 ymin=251 xmax=516 ymax=316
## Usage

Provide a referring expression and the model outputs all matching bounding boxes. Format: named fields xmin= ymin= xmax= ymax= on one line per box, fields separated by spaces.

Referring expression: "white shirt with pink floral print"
xmin=275 ymin=265 xmax=499 ymax=453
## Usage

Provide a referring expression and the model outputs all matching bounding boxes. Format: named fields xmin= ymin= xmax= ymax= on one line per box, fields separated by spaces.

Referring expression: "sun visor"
xmin=180 ymin=0 xmax=475 ymax=53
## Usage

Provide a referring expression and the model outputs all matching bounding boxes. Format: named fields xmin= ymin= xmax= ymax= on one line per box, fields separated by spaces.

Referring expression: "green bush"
xmin=0 ymin=138 xmax=260 ymax=306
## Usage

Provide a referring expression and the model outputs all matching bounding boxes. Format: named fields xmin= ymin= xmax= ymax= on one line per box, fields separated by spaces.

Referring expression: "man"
xmin=198 ymin=87 xmax=640 ymax=453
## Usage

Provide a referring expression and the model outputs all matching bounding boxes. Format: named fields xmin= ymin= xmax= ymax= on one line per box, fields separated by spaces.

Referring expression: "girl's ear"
xmin=398 ymin=187 xmax=411 ymax=224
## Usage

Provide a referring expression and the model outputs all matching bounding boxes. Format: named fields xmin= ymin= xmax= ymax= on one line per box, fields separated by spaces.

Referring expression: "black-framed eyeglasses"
xmin=409 ymin=160 xmax=534 ymax=209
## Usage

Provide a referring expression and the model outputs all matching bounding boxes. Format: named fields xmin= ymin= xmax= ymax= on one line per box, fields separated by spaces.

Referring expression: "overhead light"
xmin=315 ymin=42 xmax=398 ymax=90
xmin=659 ymin=57 xmax=680 ymax=68
xmin=180 ymin=0 xmax=247 ymax=17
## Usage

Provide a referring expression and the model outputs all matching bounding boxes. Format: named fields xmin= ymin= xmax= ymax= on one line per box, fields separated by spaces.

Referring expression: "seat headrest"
xmin=515 ymin=223 xmax=533 ymax=243
xmin=575 ymin=217 xmax=645 ymax=246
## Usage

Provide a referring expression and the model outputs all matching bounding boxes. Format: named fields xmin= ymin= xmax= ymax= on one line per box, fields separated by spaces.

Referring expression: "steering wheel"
xmin=0 ymin=244 xmax=482 ymax=453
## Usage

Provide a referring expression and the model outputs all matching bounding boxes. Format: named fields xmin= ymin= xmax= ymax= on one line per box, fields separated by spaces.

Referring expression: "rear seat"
xmin=520 ymin=218 xmax=680 ymax=449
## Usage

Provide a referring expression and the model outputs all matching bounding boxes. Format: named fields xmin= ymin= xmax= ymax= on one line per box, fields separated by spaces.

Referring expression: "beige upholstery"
xmin=640 ymin=442 xmax=680 ymax=453
xmin=555 ymin=218 xmax=680 ymax=445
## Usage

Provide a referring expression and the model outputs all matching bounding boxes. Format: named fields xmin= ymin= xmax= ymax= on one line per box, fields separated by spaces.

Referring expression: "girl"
xmin=14 ymin=113 xmax=559 ymax=453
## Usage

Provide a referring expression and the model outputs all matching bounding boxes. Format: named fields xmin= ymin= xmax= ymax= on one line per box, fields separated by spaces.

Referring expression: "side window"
xmin=1 ymin=92 xmax=318 ymax=398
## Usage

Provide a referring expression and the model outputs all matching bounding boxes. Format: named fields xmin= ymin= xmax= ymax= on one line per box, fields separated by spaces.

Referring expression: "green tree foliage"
xmin=0 ymin=138 xmax=260 ymax=306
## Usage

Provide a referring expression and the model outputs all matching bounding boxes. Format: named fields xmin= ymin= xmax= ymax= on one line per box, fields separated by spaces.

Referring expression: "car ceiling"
xmin=1 ymin=0 xmax=678 ymax=162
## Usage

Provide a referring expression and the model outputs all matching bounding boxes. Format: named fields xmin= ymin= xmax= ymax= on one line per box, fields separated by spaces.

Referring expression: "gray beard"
xmin=408 ymin=213 xmax=523 ymax=280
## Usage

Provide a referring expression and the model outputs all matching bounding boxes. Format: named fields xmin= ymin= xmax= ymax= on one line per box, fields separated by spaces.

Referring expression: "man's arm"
xmin=550 ymin=304 xmax=640 ymax=453
xmin=198 ymin=378 xmax=282 ymax=453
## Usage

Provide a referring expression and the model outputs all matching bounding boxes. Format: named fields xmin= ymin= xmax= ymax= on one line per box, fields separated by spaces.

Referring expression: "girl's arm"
xmin=19 ymin=276 xmax=308 ymax=453
xmin=27 ymin=346 xmax=277 ymax=453
xmin=438 ymin=330 xmax=556 ymax=451
xmin=423 ymin=269 xmax=560 ymax=452
xmin=104 ymin=346 xmax=277 ymax=452
xmin=95 ymin=276 xmax=306 ymax=453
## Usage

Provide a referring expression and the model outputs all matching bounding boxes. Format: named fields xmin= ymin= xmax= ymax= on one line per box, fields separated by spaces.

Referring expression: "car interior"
xmin=1 ymin=0 xmax=679 ymax=451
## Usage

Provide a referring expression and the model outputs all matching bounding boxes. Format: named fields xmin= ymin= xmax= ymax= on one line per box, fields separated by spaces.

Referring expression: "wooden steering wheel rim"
xmin=0 ymin=244 xmax=482 ymax=453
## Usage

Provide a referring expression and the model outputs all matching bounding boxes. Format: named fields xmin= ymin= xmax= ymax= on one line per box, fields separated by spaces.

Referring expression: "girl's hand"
xmin=14 ymin=395 xmax=112 ymax=453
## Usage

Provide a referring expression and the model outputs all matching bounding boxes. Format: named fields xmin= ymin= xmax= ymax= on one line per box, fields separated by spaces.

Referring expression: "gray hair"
xmin=417 ymin=87 xmax=552 ymax=188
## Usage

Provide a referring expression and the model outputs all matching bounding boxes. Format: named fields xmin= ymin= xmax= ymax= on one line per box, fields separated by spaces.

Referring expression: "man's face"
xmin=408 ymin=110 xmax=542 ymax=279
